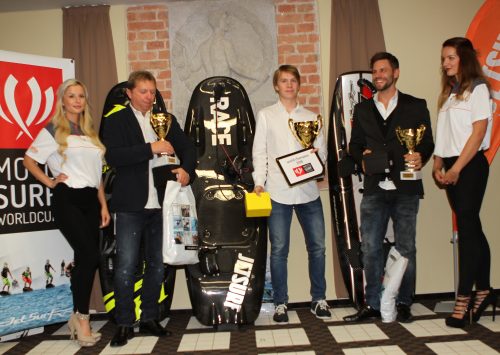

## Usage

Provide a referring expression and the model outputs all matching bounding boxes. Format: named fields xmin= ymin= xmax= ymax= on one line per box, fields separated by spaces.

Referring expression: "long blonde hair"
xmin=51 ymin=79 xmax=105 ymax=160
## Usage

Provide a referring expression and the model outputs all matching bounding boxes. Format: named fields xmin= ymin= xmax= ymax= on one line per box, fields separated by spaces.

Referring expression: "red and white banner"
xmin=466 ymin=0 xmax=500 ymax=163
xmin=0 ymin=50 xmax=75 ymax=338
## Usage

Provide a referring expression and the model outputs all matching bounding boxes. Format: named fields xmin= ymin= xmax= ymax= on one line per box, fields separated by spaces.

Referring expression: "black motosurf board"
xmin=184 ymin=77 xmax=267 ymax=327
xmin=327 ymin=71 xmax=375 ymax=308
xmin=99 ymin=81 xmax=176 ymax=322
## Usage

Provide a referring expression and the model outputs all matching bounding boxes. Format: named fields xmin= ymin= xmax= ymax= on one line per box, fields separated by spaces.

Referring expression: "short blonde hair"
xmin=272 ymin=64 xmax=301 ymax=88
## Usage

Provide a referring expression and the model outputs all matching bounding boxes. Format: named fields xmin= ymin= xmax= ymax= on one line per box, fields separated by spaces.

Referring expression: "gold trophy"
xmin=275 ymin=115 xmax=324 ymax=186
xmin=395 ymin=124 xmax=426 ymax=180
xmin=150 ymin=101 xmax=179 ymax=165
xmin=288 ymin=115 xmax=323 ymax=149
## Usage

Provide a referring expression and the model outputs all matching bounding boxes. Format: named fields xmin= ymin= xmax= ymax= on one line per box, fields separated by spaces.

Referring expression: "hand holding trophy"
xmin=395 ymin=124 xmax=426 ymax=180
xmin=276 ymin=115 xmax=324 ymax=186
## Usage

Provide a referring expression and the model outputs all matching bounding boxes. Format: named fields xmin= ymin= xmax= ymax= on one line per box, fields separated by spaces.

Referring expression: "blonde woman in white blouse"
xmin=23 ymin=79 xmax=110 ymax=346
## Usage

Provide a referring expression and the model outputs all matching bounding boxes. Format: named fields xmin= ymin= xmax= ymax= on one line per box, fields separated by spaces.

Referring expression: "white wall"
xmin=110 ymin=5 xmax=129 ymax=82
xmin=1 ymin=0 xmax=497 ymax=310
xmin=0 ymin=9 xmax=62 ymax=56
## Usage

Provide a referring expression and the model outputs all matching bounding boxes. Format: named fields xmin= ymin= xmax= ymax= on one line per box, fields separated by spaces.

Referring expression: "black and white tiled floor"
xmin=0 ymin=300 xmax=498 ymax=354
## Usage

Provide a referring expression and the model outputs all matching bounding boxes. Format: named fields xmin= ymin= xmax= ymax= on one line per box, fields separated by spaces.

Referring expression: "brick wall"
xmin=127 ymin=0 xmax=321 ymax=114
xmin=127 ymin=5 xmax=171 ymax=109
xmin=275 ymin=0 xmax=321 ymax=113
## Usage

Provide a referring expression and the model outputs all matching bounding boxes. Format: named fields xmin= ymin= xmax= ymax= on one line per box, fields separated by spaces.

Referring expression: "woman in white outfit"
xmin=24 ymin=79 xmax=110 ymax=346
xmin=433 ymin=37 xmax=495 ymax=328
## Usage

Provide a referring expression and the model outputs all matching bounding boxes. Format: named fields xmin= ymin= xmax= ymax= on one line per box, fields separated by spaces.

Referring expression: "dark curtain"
xmin=329 ymin=0 xmax=386 ymax=299
xmin=63 ymin=5 xmax=118 ymax=312
xmin=329 ymin=0 xmax=386 ymax=103
xmin=63 ymin=5 xmax=118 ymax=131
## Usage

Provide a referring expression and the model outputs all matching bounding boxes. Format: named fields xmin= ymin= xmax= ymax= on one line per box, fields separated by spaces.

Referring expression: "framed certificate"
xmin=276 ymin=148 xmax=324 ymax=186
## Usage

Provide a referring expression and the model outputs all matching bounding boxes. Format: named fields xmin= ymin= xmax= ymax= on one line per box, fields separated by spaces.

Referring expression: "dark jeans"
xmin=268 ymin=198 xmax=327 ymax=305
xmin=114 ymin=209 xmax=164 ymax=326
xmin=444 ymin=151 xmax=490 ymax=295
xmin=360 ymin=192 xmax=420 ymax=310
xmin=52 ymin=184 xmax=100 ymax=314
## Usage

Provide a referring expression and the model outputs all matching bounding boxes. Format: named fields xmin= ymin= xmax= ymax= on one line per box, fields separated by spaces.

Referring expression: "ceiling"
xmin=0 ymin=0 xmax=183 ymax=12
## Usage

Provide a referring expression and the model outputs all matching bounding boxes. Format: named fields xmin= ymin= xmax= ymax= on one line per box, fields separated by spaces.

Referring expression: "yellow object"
xmin=245 ymin=192 xmax=272 ymax=217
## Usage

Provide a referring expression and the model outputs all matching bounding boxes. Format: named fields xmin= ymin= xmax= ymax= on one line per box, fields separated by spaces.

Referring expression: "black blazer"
xmin=349 ymin=92 xmax=434 ymax=196
xmin=101 ymin=105 xmax=196 ymax=212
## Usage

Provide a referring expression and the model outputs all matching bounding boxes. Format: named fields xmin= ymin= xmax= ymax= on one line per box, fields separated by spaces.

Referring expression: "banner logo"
xmin=205 ymin=96 xmax=237 ymax=146
xmin=224 ymin=253 xmax=255 ymax=311
xmin=293 ymin=163 xmax=313 ymax=177
xmin=466 ymin=0 xmax=500 ymax=163
xmin=0 ymin=61 xmax=62 ymax=149
xmin=293 ymin=166 xmax=305 ymax=176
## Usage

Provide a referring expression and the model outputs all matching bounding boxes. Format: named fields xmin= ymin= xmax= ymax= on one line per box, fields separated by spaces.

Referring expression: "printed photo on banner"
xmin=0 ymin=50 xmax=74 ymax=338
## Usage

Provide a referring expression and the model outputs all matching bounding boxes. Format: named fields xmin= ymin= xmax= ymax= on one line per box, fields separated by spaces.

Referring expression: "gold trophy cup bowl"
xmin=150 ymin=109 xmax=178 ymax=165
xmin=288 ymin=115 xmax=323 ymax=149
xmin=150 ymin=111 xmax=172 ymax=142
xmin=395 ymin=124 xmax=426 ymax=180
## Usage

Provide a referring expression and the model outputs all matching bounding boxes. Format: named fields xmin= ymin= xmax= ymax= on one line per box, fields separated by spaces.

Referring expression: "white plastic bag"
xmin=162 ymin=181 xmax=199 ymax=265
xmin=380 ymin=246 xmax=408 ymax=323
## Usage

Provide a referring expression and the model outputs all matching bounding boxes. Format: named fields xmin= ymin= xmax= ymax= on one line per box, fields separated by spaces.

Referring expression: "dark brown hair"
xmin=370 ymin=52 xmax=399 ymax=70
xmin=438 ymin=37 xmax=489 ymax=108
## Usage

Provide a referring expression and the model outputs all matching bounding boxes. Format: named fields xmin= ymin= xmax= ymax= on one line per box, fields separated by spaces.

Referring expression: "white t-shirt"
xmin=434 ymin=83 xmax=492 ymax=158
xmin=252 ymin=100 xmax=327 ymax=205
xmin=374 ymin=91 xmax=398 ymax=191
xmin=26 ymin=124 xmax=104 ymax=189
xmin=129 ymin=104 xmax=162 ymax=209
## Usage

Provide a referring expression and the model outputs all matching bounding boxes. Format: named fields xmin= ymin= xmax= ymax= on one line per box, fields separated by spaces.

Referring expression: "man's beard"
xmin=375 ymin=76 xmax=395 ymax=92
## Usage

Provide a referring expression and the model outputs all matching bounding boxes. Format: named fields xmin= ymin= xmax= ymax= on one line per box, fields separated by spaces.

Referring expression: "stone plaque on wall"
xmin=169 ymin=0 xmax=277 ymax=126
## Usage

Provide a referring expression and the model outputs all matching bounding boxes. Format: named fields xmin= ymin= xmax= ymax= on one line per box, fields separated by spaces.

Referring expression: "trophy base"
xmin=154 ymin=154 xmax=180 ymax=167
xmin=400 ymin=170 xmax=422 ymax=180
xmin=164 ymin=155 xmax=180 ymax=165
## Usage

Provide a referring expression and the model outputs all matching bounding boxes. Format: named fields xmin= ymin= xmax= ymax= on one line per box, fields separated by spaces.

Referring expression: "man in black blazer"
xmin=344 ymin=52 xmax=434 ymax=323
xmin=101 ymin=71 xmax=196 ymax=346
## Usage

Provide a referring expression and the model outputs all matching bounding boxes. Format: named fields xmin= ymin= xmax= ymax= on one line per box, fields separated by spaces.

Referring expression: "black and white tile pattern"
xmin=0 ymin=300 xmax=498 ymax=354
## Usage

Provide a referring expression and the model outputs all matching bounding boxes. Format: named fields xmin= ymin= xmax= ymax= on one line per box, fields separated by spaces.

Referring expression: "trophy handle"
xmin=395 ymin=126 xmax=404 ymax=145
xmin=315 ymin=115 xmax=323 ymax=136
xmin=415 ymin=124 xmax=426 ymax=145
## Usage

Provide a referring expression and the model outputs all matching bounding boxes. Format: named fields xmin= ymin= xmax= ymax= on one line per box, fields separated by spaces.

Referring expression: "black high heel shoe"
xmin=445 ymin=295 xmax=472 ymax=328
xmin=472 ymin=288 xmax=497 ymax=322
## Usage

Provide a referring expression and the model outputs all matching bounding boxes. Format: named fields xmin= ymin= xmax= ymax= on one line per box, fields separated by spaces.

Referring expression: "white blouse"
xmin=434 ymin=83 xmax=492 ymax=158
xmin=26 ymin=126 xmax=104 ymax=189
